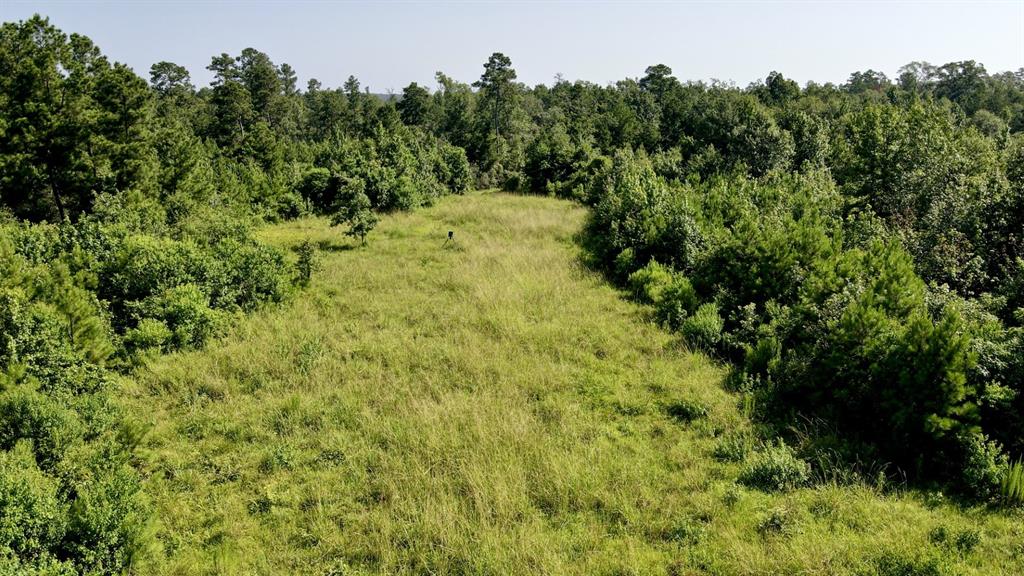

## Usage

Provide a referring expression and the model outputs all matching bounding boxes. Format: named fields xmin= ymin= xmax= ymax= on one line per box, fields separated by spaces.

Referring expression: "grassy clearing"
xmin=122 ymin=191 xmax=1023 ymax=575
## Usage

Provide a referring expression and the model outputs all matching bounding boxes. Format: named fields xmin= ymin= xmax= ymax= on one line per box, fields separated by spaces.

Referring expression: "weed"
xmin=739 ymin=440 xmax=811 ymax=492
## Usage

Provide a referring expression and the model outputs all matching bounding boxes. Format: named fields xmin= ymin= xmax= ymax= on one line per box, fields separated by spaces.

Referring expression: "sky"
xmin=2 ymin=1 xmax=1022 ymax=93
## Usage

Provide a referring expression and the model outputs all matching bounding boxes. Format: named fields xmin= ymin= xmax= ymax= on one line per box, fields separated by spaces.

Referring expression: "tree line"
xmin=0 ymin=15 xmax=467 ymax=573
xmin=1 ymin=12 xmax=1023 ymax=572
xmin=442 ymin=58 xmax=1024 ymax=504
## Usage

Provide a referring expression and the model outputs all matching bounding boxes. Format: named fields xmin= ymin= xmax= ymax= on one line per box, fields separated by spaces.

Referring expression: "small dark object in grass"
xmin=954 ymin=528 xmax=981 ymax=554
xmin=757 ymin=507 xmax=797 ymax=537
xmin=294 ymin=240 xmax=318 ymax=287
xmin=665 ymin=398 xmax=708 ymax=423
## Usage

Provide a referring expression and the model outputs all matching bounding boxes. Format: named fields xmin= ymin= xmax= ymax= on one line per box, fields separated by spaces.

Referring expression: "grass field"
xmin=122 ymin=191 xmax=1023 ymax=575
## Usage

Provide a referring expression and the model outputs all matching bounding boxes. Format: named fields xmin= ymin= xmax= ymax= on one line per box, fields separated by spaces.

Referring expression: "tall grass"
xmin=1004 ymin=459 xmax=1024 ymax=505
xmin=121 ymin=191 xmax=1024 ymax=575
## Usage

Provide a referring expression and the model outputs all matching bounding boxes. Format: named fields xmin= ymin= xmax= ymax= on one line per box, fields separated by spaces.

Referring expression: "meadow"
xmin=122 ymin=192 xmax=1024 ymax=575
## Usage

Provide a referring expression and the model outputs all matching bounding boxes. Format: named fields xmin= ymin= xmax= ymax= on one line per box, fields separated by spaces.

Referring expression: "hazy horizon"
xmin=2 ymin=1 xmax=1022 ymax=92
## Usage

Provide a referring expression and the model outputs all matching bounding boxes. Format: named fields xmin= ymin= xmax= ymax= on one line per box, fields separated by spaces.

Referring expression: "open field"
xmin=123 ymin=191 xmax=1023 ymax=575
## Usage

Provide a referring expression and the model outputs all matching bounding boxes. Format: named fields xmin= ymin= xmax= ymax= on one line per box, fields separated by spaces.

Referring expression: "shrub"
xmin=757 ymin=506 xmax=798 ymax=537
xmin=294 ymin=240 xmax=318 ymax=287
xmin=122 ymin=318 xmax=173 ymax=356
xmin=743 ymin=335 xmax=782 ymax=378
xmin=442 ymin=144 xmax=472 ymax=194
xmin=0 ymin=442 xmax=65 ymax=558
xmin=655 ymin=275 xmax=699 ymax=329
xmin=714 ymin=432 xmax=753 ymax=462
xmin=663 ymin=517 xmax=705 ymax=544
xmin=627 ymin=260 xmax=673 ymax=304
xmin=956 ymin=432 xmax=1008 ymax=501
xmin=57 ymin=442 xmax=150 ymax=572
xmin=330 ymin=177 xmax=379 ymax=245
xmin=128 ymin=285 xmax=224 ymax=350
xmin=100 ymin=235 xmax=210 ymax=314
xmin=296 ymin=167 xmax=335 ymax=212
xmin=928 ymin=526 xmax=948 ymax=545
xmin=1002 ymin=459 xmax=1024 ymax=505
xmin=739 ymin=441 xmax=811 ymax=491
xmin=209 ymin=238 xmax=289 ymax=310
xmin=681 ymin=302 xmax=724 ymax=352
xmin=784 ymin=241 xmax=980 ymax=487
xmin=0 ymin=388 xmax=82 ymax=470
xmin=612 ymin=248 xmax=637 ymax=282
xmin=590 ymin=149 xmax=673 ymax=265
xmin=502 ymin=172 xmax=527 ymax=193
xmin=953 ymin=528 xmax=981 ymax=554
xmin=272 ymin=191 xmax=306 ymax=221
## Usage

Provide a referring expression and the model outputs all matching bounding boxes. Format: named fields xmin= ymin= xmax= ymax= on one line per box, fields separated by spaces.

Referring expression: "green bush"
xmin=296 ymin=167 xmax=333 ymax=210
xmin=956 ymin=432 xmax=1008 ymax=501
xmin=581 ymin=147 xmax=1021 ymax=498
xmin=743 ymin=335 xmax=782 ymax=378
xmin=0 ymin=388 xmax=82 ymax=470
xmin=784 ymin=242 xmax=979 ymax=483
xmin=739 ymin=441 xmax=811 ymax=492
xmin=655 ymin=274 xmax=699 ymax=329
xmin=714 ymin=432 xmax=753 ymax=462
xmin=208 ymin=238 xmax=289 ymax=310
xmin=99 ymin=234 xmax=210 ymax=324
xmin=681 ymin=302 xmax=724 ymax=352
xmin=122 ymin=318 xmax=173 ymax=357
xmin=0 ymin=442 xmax=65 ymax=558
xmin=128 ymin=285 xmax=225 ymax=350
xmin=294 ymin=240 xmax=318 ymax=287
xmin=627 ymin=260 xmax=673 ymax=304
xmin=757 ymin=506 xmax=798 ymax=537
xmin=612 ymin=249 xmax=637 ymax=282
xmin=0 ymin=234 xmax=155 ymax=572
xmin=442 ymin=143 xmax=472 ymax=194
xmin=57 ymin=442 xmax=150 ymax=573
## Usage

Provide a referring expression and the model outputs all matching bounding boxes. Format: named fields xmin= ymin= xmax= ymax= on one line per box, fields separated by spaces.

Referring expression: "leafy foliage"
xmin=537 ymin=73 xmax=1024 ymax=499
xmin=739 ymin=441 xmax=812 ymax=492
xmin=2 ymin=11 xmax=1024 ymax=570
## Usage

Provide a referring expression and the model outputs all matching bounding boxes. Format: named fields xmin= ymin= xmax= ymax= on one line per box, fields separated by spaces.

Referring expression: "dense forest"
xmin=1 ymin=13 xmax=1023 ymax=574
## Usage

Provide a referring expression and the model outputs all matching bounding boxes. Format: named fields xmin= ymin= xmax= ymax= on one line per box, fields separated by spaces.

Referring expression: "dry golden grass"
xmin=122 ymin=191 xmax=1024 ymax=575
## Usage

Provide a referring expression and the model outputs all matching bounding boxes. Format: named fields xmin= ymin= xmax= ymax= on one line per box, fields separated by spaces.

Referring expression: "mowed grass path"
xmin=124 ymin=192 xmax=1023 ymax=575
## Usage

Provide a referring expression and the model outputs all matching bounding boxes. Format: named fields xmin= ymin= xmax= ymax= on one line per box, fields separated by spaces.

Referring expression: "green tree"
xmin=0 ymin=16 xmax=155 ymax=221
xmin=844 ymin=69 xmax=891 ymax=94
xmin=278 ymin=62 xmax=298 ymax=96
xmin=330 ymin=176 xmax=378 ymax=245
xmin=433 ymin=72 xmax=475 ymax=149
xmin=397 ymin=82 xmax=431 ymax=126
xmin=150 ymin=61 xmax=194 ymax=98
xmin=474 ymin=52 xmax=518 ymax=138
xmin=343 ymin=75 xmax=362 ymax=105
xmin=238 ymin=47 xmax=281 ymax=122
xmin=207 ymin=52 xmax=239 ymax=86
xmin=208 ymin=81 xmax=254 ymax=151
xmin=762 ymin=71 xmax=800 ymax=105
xmin=934 ymin=60 xmax=988 ymax=114
xmin=639 ymin=63 xmax=678 ymax=101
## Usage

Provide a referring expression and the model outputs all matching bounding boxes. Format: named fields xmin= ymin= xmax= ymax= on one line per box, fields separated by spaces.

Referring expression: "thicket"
xmin=392 ymin=52 xmax=1023 ymax=503
xmin=359 ymin=40 xmax=1024 ymax=504
xmin=0 ymin=15 xmax=468 ymax=572
xmin=518 ymin=70 xmax=1024 ymax=503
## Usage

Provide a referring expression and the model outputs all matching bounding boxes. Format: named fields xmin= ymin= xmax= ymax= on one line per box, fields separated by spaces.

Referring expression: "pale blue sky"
xmin=3 ymin=1 xmax=1022 ymax=92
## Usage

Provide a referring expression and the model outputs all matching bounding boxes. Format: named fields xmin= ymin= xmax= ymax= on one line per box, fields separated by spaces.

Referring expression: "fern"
xmin=1002 ymin=459 xmax=1024 ymax=505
